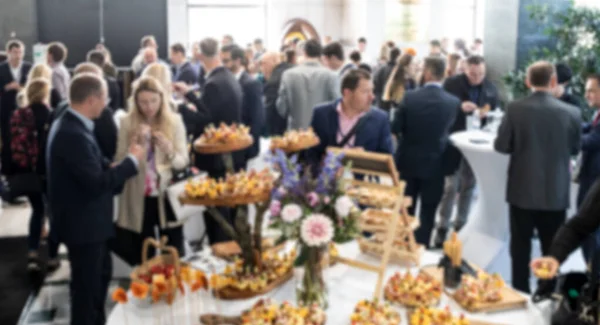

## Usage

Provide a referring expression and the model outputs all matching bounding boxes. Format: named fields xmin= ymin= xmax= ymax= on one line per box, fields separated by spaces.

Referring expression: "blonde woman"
xmin=381 ymin=54 xmax=417 ymax=111
xmin=142 ymin=62 xmax=200 ymax=139
xmin=10 ymin=78 xmax=58 ymax=270
xmin=115 ymin=76 xmax=188 ymax=265
xmin=23 ymin=63 xmax=63 ymax=108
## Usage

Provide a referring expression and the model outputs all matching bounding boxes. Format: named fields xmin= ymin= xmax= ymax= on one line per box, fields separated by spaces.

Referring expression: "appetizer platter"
xmin=531 ymin=260 xmax=554 ymax=279
xmin=350 ymin=299 xmax=402 ymax=325
xmin=209 ymin=250 xmax=296 ymax=300
xmin=194 ymin=123 xmax=253 ymax=154
xmin=358 ymin=228 xmax=424 ymax=266
xmin=384 ymin=271 xmax=443 ymax=308
xmin=359 ymin=207 xmax=419 ymax=233
xmin=270 ymin=128 xmax=320 ymax=153
xmin=180 ymin=168 xmax=274 ymax=207
xmin=211 ymin=238 xmax=285 ymax=261
xmin=408 ymin=306 xmax=469 ymax=325
xmin=200 ymin=298 xmax=326 ymax=325
xmin=420 ymin=266 xmax=527 ymax=313
xmin=346 ymin=181 xmax=399 ymax=209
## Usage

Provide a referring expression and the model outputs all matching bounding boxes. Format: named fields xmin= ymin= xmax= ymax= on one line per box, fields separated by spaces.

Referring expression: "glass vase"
xmin=296 ymin=245 xmax=328 ymax=308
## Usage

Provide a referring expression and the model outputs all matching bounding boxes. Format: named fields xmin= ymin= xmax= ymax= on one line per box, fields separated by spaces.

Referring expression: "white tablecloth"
xmin=107 ymin=241 xmax=551 ymax=325
xmin=451 ymin=130 xmax=579 ymax=280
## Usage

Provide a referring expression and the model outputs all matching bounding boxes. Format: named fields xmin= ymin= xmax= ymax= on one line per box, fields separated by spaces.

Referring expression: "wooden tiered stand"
xmin=180 ymin=135 xmax=281 ymax=300
xmin=328 ymin=147 xmax=424 ymax=267
xmin=323 ymin=147 xmax=423 ymax=301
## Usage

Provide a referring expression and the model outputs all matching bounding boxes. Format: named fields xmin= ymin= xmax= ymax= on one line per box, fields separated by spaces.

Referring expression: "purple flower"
xmin=269 ymin=200 xmax=281 ymax=216
xmin=307 ymin=192 xmax=319 ymax=207
xmin=278 ymin=187 xmax=287 ymax=196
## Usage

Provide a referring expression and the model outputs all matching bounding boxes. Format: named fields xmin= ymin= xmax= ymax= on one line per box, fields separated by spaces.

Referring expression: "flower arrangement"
xmin=269 ymin=150 xmax=360 ymax=246
xmin=268 ymin=150 xmax=360 ymax=308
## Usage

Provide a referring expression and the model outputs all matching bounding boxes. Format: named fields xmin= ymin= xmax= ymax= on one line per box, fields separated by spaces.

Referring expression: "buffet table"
xmin=451 ymin=130 xmax=579 ymax=278
xmin=107 ymin=241 xmax=551 ymax=325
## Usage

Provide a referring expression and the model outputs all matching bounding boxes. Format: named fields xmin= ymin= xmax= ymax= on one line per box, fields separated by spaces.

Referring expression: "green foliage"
xmin=503 ymin=3 xmax=600 ymax=120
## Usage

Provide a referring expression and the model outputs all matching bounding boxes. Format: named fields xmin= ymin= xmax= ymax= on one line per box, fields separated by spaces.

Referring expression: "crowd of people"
xmin=0 ymin=33 xmax=598 ymax=325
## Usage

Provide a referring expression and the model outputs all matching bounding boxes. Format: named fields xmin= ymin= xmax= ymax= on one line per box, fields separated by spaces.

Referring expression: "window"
xmin=187 ymin=0 xmax=266 ymax=48
xmin=575 ymin=0 xmax=600 ymax=8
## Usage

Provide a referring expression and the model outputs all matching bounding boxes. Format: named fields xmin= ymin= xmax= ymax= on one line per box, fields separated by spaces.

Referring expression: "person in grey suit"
xmin=277 ymin=39 xmax=339 ymax=130
xmin=494 ymin=61 xmax=581 ymax=293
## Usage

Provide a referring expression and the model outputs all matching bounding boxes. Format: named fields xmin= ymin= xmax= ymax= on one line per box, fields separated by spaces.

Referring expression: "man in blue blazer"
xmin=579 ymin=74 xmax=600 ymax=262
xmin=307 ymin=69 xmax=393 ymax=168
xmin=170 ymin=43 xmax=199 ymax=86
xmin=392 ymin=57 xmax=459 ymax=247
xmin=221 ymin=44 xmax=265 ymax=161
xmin=47 ymin=74 xmax=142 ymax=325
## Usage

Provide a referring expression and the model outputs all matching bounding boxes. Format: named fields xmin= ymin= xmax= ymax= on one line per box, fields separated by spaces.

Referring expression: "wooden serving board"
xmin=347 ymin=181 xmax=400 ymax=209
xmin=420 ymin=265 xmax=527 ymax=313
xmin=194 ymin=136 xmax=253 ymax=154
xmin=179 ymin=191 xmax=270 ymax=207
xmin=213 ymin=269 xmax=293 ymax=300
xmin=270 ymin=136 xmax=320 ymax=154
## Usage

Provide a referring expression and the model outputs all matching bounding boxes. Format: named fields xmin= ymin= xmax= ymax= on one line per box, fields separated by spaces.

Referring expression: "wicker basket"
xmin=130 ymin=236 xmax=184 ymax=305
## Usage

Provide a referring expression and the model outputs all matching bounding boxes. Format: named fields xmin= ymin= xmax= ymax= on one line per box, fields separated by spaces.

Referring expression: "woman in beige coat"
xmin=115 ymin=76 xmax=189 ymax=265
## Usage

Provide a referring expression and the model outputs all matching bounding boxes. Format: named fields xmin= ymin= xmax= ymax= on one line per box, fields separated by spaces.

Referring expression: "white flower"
xmin=301 ymin=214 xmax=334 ymax=246
xmin=335 ymin=195 xmax=355 ymax=218
xmin=281 ymin=204 xmax=303 ymax=223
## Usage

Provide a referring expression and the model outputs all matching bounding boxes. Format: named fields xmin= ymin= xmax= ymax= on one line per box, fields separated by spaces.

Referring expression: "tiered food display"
xmin=240 ymin=299 xmax=326 ymax=325
xmin=182 ymin=168 xmax=274 ymax=206
xmin=350 ymin=299 xmax=401 ymax=325
xmin=270 ymin=128 xmax=320 ymax=153
xmin=384 ymin=271 xmax=442 ymax=307
xmin=183 ymin=123 xmax=284 ymax=300
xmin=409 ymin=306 xmax=469 ymax=325
xmin=454 ymin=272 xmax=505 ymax=308
xmin=194 ymin=123 xmax=253 ymax=154
xmin=209 ymin=251 xmax=296 ymax=299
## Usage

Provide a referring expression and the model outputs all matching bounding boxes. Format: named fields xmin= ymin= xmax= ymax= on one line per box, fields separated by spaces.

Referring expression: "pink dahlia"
xmin=281 ymin=203 xmax=303 ymax=223
xmin=301 ymin=214 xmax=334 ymax=246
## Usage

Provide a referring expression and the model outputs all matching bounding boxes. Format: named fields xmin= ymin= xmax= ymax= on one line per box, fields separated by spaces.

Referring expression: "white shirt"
xmin=234 ymin=69 xmax=244 ymax=81
xmin=9 ymin=62 xmax=22 ymax=82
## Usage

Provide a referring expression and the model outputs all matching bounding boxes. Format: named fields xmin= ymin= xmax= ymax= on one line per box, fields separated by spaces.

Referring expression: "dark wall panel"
xmin=103 ymin=0 xmax=168 ymax=67
xmin=37 ymin=0 xmax=99 ymax=67
xmin=36 ymin=0 xmax=167 ymax=67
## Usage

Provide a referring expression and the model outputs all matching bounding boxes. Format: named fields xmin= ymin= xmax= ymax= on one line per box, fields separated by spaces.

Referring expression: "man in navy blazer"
xmin=0 ymin=40 xmax=32 ymax=178
xmin=173 ymin=38 xmax=244 ymax=245
xmin=170 ymin=43 xmax=199 ymax=86
xmin=392 ymin=57 xmax=459 ymax=247
xmin=47 ymin=74 xmax=142 ymax=325
xmin=579 ymin=74 xmax=600 ymax=261
xmin=307 ymin=69 xmax=393 ymax=168
xmin=221 ymin=44 xmax=265 ymax=161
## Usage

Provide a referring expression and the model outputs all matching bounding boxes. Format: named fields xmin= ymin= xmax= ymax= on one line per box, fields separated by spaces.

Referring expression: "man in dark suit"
xmin=495 ymin=61 xmax=581 ymax=293
xmin=259 ymin=51 xmax=294 ymax=136
xmin=307 ymin=69 xmax=393 ymax=168
xmin=578 ymin=74 xmax=600 ymax=262
xmin=87 ymin=49 xmax=122 ymax=111
xmin=220 ymin=44 xmax=265 ymax=161
xmin=173 ymin=37 xmax=243 ymax=244
xmin=435 ymin=55 xmax=499 ymax=247
xmin=0 ymin=40 xmax=32 ymax=178
xmin=170 ymin=43 xmax=199 ymax=86
xmin=47 ymin=74 xmax=142 ymax=325
xmin=392 ymin=57 xmax=459 ymax=247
